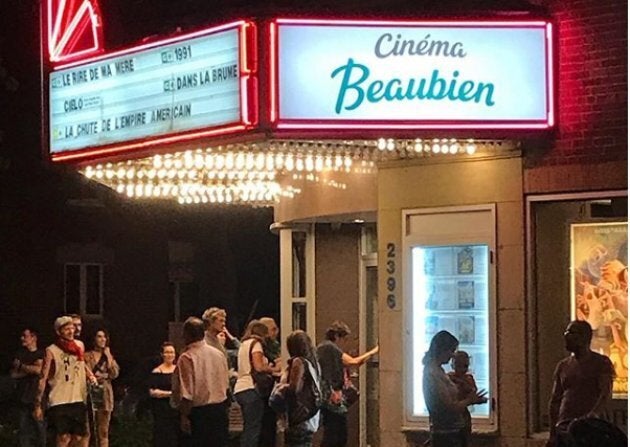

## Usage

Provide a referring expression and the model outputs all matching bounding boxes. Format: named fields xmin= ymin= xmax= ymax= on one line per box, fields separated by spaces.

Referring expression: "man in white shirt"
xmin=174 ymin=317 xmax=229 ymax=447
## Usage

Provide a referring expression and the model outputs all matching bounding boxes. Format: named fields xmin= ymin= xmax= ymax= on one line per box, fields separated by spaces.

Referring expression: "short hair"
xmin=22 ymin=327 xmax=39 ymax=338
xmin=69 ymin=314 xmax=82 ymax=320
xmin=325 ymin=320 xmax=351 ymax=341
xmin=259 ymin=317 xmax=277 ymax=329
xmin=201 ymin=307 xmax=226 ymax=328
xmin=570 ymin=320 xmax=593 ymax=343
xmin=241 ymin=320 xmax=269 ymax=341
xmin=451 ymin=351 xmax=470 ymax=368
xmin=182 ymin=317 xmax=205 ymax=343
xmin=422 ymin=330 xmax=459 ymax=366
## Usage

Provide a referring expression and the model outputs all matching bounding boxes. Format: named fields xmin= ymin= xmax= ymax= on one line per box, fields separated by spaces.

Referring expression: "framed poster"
xmin=570 ymin=222 xmax=628 ymax=398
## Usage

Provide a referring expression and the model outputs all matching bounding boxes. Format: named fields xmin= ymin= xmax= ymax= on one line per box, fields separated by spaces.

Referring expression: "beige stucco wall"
xmin=377 ymin=155 xmax=527 ymax=447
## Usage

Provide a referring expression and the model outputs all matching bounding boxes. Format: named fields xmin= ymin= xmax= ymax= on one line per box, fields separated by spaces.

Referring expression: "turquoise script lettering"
xmin=331 ymin=58 xmax=495 ymax=114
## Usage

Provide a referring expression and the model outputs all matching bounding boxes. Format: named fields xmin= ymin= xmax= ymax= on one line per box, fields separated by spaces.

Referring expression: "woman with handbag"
xmin=316 ymin=321 xmax=378 ymax=447
xmin=85 ymin=329 xmax=120 ymax=447
xmin=284 ymin=330 xmax=321 ymax=447
xmin=234 ymin=320 xmax=280 ymax=447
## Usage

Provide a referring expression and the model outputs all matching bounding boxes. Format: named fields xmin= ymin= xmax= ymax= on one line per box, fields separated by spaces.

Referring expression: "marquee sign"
xmin=49 ymin=21 xmax=257 ymax=161
xmin=270 ymin=19 xmax=554 ymax=129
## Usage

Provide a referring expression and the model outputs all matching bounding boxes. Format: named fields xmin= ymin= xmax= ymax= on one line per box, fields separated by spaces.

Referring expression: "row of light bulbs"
xmin=113 ymin=181 xmax=301 ymax=204
xmin=81 ymin=139 xmax=493 ymax=205
xmin=376 ymin=138 xmax=477 ymax=155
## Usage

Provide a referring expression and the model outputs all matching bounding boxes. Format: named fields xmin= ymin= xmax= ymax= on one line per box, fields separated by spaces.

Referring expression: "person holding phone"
xmin=422 ymin=331 xmax=487 ymax=447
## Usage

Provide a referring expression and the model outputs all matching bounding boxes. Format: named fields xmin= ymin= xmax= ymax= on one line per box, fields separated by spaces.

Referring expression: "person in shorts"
xmin=33 ymin=316 xmax=97 ymax=447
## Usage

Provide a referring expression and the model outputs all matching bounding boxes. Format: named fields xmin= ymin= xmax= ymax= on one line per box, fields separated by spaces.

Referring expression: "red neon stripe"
xmin=48 ymin=0 xmax=103 ymax=63
xmin=275 ymin=18 xmax=550 ymax=27
xmin=276 ymin=122 xmax=552 ymax=130
xmin=546 ymin=23 xmax=555 ymax=127
xmin=269 ymin=22 xmax=277 ymax=123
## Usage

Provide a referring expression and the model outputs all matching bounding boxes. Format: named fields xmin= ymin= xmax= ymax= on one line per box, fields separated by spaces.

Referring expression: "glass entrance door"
xmin=360 ymin=261 xmax=379 ymax=446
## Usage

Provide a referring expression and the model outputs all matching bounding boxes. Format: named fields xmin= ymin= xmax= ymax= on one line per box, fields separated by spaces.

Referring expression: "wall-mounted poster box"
xmin=570 ymin=221 xmax=628 ymax=398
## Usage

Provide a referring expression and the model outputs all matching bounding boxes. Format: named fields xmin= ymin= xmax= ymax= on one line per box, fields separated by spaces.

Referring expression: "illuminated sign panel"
xmin=50 ymin=24 xmax=250 ymax=157
xmin=272 ymin=20 xmax=554 ymax=129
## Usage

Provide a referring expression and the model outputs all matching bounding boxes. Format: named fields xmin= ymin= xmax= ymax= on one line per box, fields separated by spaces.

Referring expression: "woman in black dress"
xmin=148 ymin=342 xmax=180 ymax=447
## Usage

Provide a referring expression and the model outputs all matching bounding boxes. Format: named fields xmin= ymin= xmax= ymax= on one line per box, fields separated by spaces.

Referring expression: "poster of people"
xmin=571 ymin=222 xmax=628 ymax=397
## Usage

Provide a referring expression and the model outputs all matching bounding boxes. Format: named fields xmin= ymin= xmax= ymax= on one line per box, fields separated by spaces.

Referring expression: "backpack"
xmin=287 ymin=357 xmax=322 ymax=426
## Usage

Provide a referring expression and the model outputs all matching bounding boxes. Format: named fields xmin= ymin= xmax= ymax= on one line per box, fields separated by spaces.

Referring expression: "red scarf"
xmin=55 ymin=338 xmax=84 ymax=361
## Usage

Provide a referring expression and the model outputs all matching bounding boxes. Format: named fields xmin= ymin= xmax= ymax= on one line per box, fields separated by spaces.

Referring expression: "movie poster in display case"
xmin=571 ymin=221 xmax=628 ymax=398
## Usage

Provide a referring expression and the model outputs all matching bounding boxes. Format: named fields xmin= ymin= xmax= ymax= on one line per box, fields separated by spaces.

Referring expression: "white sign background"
xmin=277 ymin=24 xmax=550 ymax=123
xmin=50 ymin=28 xmax=240 ymax=153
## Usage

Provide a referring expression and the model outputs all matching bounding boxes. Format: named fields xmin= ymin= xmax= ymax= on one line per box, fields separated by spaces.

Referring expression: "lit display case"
xmin=411 ymin=244 xmax=491 ymax=418
xmin=403 ymin=205 xmax=497 ymax=431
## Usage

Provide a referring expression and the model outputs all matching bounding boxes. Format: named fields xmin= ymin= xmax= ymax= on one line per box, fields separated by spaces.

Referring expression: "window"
xmin=64 ymin=263 xmax=104 ymax=316
xmin=280 ymin=226 xmax=315 ymax=358
xmin=529 ymin=194 xmax=628 ymax=433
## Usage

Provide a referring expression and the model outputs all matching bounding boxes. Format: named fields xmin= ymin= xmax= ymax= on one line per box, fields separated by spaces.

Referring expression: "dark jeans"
xmin=18 ymin=404 xmax=46 ymax=447
xmin=321 ymin=409 xmax=347 ymax=447
xmin=235 ymin=389 xmax=265 ymax=447
xmin=189 ymin=401 xmax=229 ymax=447
xmin=259 ymin=403 xmax=277 ymax=447
xmin=430 ymin=429 xmax=467 ymax=447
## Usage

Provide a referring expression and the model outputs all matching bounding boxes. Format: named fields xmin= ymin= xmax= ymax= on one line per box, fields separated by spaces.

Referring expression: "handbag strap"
xmin=248 ymin=338 xmax=263 ymax=373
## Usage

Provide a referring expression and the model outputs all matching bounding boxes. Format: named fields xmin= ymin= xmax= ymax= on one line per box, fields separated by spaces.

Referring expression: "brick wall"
xmin=526 ymin=0 xmax=627 ymax=171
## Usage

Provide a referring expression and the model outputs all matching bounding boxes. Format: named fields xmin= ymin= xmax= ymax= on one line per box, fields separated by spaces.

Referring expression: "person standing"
xmin=285 ymin=330 xmax=321 ymax=447
xmin=202 ymin=307 xmax=240 ymax=359
xmin=68 ymin=314 xmax=91 ymax=447
xmin=34 ymin=316 xmax=98 ymax=447
xmin=547 ymin=320 xmax=614 ymax=447
xmin=70 ymin=314 xmax=83 ymax=340
xmin=11 ymin=327 xmax=46 ymax=447
xmin=85 ymin=329 xmax=120 ymax=447
xmin=259 ymin=317 xmax=282 ymax=447
xmin=234 ymin=320 xmax=279 ymax=447
xmin=173 ymin=317 xmax=229 ymax=447
xmin=423 ymin=331 xmax=487 ymax=447
xmin=148 ymin=342 xmax=181 ymax=447
xmin=316 ymin=321 xmax=378 ymax=447
xmin=260 ymin=317 xmax=281 ymax=363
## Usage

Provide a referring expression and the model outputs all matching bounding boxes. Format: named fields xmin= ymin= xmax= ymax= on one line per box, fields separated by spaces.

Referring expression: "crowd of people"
xmin=10 ymin=311 xmax=379 ymax=447
xmin=422 ymin=321 xmax=626 ymax=447
xmin=10 ymin=309 xmax=627 ymax=447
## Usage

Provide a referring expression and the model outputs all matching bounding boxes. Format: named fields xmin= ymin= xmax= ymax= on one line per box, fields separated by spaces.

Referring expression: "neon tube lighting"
xmin=276 ymin=122 xmax=552 ymax=130
xmin=51 ymin=2 xmax=93 ymax=59
xmin=54 ymin=21 xmax=247 ymax=70
xmin=274 ymin=18 xmax=550 ymax=27
xmin=48 ymin=0 xmax=103 ymax=63
xmin=546 ymin=23 xmax=555 ymax=127
xmin=241 ymin=77 xmax=249 ymax=125
xmin=269 ymin=22 xmax=277 ymax=123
